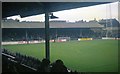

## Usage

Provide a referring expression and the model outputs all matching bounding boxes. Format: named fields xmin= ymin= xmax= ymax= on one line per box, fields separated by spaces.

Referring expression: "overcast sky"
xmin=7 ymin=2 xmax=118 ymax=22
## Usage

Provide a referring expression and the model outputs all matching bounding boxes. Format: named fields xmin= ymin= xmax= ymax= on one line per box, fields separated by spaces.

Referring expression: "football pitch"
xmin=3 ymin=40 xmax=118 ymax=72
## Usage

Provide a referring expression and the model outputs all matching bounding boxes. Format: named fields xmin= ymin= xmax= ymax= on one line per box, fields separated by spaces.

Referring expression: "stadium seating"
xmin=2 ymin=28 xmax=104 ymax=42
xmin=2 ymin=49 xmax=82 ymax=73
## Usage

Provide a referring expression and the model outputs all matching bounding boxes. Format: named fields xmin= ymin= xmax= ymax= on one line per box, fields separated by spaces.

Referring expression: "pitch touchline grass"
xmin=3 ymin=40 xmax=118 ymax=72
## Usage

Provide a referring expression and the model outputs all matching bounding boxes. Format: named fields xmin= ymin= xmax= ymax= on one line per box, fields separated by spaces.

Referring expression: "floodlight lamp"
xmin=49 ymin=13 xmax=59 ymax=19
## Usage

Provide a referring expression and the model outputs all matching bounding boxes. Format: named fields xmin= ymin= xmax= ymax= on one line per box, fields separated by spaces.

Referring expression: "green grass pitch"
xmin=3 ymin=40 xmax=118 ymax=72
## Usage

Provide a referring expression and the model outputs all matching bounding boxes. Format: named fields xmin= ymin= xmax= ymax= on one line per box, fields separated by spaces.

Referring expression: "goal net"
xmin=57 ymin=37 xmax=70 ymax=42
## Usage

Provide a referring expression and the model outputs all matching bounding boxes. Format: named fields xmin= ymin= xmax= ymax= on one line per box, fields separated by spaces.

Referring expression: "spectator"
xmin=50 ymin=59 xmax=68 ymax=72
xmin=37 ymin=58 xmax=50 ymax=72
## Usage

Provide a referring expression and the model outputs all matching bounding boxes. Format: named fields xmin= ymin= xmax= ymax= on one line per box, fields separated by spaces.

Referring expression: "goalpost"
xmin=57 ymin=37 xmax=70 ymax=42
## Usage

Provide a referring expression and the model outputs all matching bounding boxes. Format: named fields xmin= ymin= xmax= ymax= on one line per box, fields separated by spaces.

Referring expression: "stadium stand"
xmin=2 ymin=19 xmax=119 ymax=42
xmin=2 ymin=49 xmax=84 ymax=73
xmin=2 ymin=19 xmax=103 ymax=28
xmin=2 ymin=28 xmax=103 ymax=42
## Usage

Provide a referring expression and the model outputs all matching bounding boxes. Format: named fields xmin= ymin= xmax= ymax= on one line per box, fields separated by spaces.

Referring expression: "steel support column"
xmin=45 ymin=12 xmax=50 ymax=60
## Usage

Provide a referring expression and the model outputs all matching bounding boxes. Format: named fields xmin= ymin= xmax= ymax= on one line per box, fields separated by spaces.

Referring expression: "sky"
xmin=7 ymin=2 xmax=118 ymax=22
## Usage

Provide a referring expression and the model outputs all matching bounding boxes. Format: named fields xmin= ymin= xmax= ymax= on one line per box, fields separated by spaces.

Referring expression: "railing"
xmin=2 ymin=52 xmax=37 ymax=72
